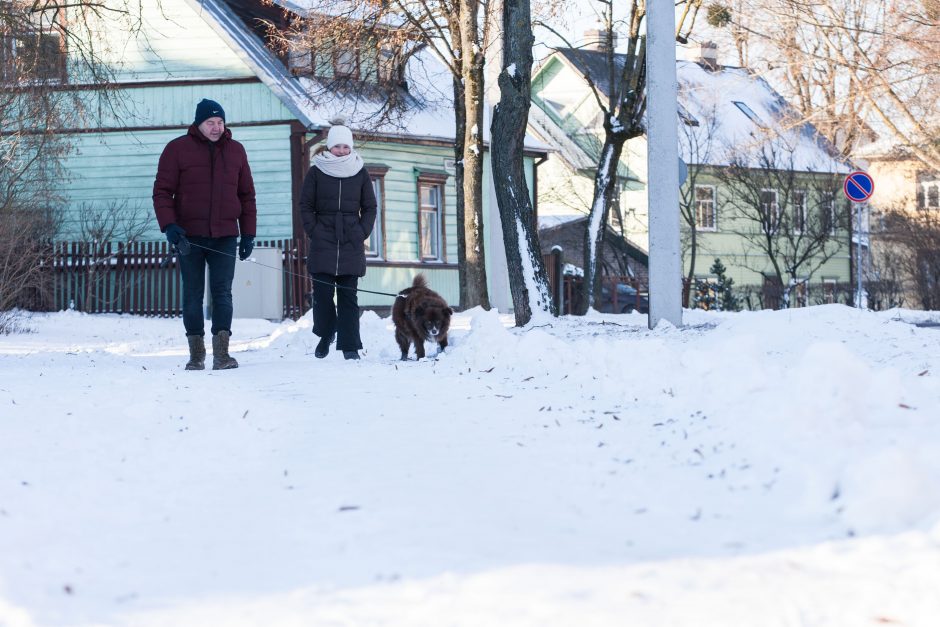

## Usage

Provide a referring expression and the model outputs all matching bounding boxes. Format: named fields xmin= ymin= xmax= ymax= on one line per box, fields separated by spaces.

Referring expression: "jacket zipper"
xmin=208 ymin=142 xmax=216 ymax=237
xmin=335 ymin=179 xmax=342 ymax=275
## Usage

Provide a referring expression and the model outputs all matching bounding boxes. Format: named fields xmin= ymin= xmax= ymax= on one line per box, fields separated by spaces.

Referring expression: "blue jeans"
xmin=178 ymin=236 xmax=237 ymax=336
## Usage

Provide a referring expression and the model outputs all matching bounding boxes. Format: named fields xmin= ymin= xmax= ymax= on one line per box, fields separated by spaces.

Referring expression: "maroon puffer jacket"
xmin=153 ymin=125 xmax=257 ymax=238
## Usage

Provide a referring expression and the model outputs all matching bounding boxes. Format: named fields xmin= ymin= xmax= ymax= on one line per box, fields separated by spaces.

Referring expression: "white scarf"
xmin=313 ymin=150 xmax=364 ymax=178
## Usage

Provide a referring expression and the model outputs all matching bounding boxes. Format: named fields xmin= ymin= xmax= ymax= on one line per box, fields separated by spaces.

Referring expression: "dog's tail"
xmin=412 ymin=274 xmax=428 ymax=289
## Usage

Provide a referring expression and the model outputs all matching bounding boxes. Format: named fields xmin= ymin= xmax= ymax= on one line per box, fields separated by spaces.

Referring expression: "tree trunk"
xmin=490 ymin=0 xmax=553 ymax=325
xmin=452 ymin=70 xmax=470 ymax=309
xmin=458 ymin=0 xmax=490 ymax=310
xmin=580 ymin=137 xmax=624 ymax=313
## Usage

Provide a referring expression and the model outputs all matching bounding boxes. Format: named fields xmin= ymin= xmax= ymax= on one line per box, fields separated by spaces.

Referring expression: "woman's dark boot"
xmin=185 ymin=334 xmax=206 ymax=371
xmin=343 ymin=350 xmax=360 ymax=360
xmin=212 ymin=331 xmax=239 ymax=370
xmin=314 ymin=333 xmax=334 ymax=359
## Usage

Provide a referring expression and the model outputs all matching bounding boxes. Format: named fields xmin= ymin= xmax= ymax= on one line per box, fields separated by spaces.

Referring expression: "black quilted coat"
xmin=299 ymin=165 xmax=377 ymax=277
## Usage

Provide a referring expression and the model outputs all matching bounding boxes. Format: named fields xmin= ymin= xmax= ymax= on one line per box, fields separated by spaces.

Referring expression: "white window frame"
xmin=760 ymin=188 xmax=780 ymax=230
xmin=822 ymin=192 xmax=837 ymax=234
xmin=418 ymin=180 xmax=445 ymax=262
xmin=377 ymin=46 xmax=396 ymax=83
xmin=694 ymin=184 xmax=717 ymax=231
xmin=1 ymin=28 xmax=65 ymax=84
xmin=365 ymin=172 xmax=385 ymax=259
xmin=334 ymin=47 xmax=358 ymax=79
xmin=792 ymin=189 xmax=807 ymax=233
xmin=921 ymin=180 xmax=940 ymax=209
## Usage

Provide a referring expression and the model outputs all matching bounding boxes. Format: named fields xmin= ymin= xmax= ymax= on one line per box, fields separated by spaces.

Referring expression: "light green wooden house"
xmin=530 ymin=43 xmax=854 ymax=308
xmin=33 ymin=0 xmax=543 ymax=310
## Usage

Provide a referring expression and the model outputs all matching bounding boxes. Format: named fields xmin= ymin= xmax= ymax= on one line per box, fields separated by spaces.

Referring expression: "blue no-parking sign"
xmin=844 ymin=171 xmax=875 ymax=203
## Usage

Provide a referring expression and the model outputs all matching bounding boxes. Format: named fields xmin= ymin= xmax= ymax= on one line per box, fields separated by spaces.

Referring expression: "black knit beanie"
xmin=194 ymin=99 xmax=225 ymax=126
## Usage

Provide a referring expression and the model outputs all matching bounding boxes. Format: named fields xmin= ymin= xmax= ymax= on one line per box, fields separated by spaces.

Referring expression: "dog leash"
xmin=168 ymin=239 xmax=403 ymax=299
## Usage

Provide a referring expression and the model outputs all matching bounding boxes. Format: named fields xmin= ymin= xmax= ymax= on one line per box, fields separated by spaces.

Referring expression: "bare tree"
xmin=75 ymin=200 xmax=151 ymax=312
xmin=879 ymin=207 xmax=940 ymax=310
xmin=269 ymin=0 xmax=494 ymax=309
xmin=1 ymin=0 xmax=161 ymax=324
xmin=538 ymin=0 xmax=703 ymax=313
xmin=707 ymin=0 xmax=940 ymax=169
xmin=716 ymin=139 xmax=850 ymax=308
xmin=490 ymin=0 xmax=553 ymax=325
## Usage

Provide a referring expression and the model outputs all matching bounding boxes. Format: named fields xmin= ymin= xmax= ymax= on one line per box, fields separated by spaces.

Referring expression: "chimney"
xmin=582 ymin=26 xmax=618 ymax=53
xmin=696 ymin=41 xmax=719 ymax=70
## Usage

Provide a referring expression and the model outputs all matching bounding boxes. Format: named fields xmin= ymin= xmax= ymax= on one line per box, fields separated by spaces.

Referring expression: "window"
xmin=792 ymin=189 xmax=807 ymax=232
xmin=419 ymin=183 xmax=443 ymax=260
xmin=821 ymin=192 xmax=837 ymax=234
xmin=762 ymin=274 xmax=783 ymax=310
xmin=760 ymin=189 xmax=780 ymax=229
xmin=791 ymin=278 xmax=809 ymax=308
xmin=334 ymin=48 xmax=358 ymax=79
xmin=694 ymin=185 xmax=717 ymax=231
xmin=365 ymin=166 xmax=388 ymax=259
xmin=822 ymin=278 xmax=838 ymax=305
xmin=417 ymin=174 xmax=447 ymax=261
xmin=678 ymin=104 xmax=699 ymax=127
xmin=377 ymin=47 xmax=396 ymax=84
xmin=733 ymin=101 xmax=767 ymax=129
xmin=920 ymin=179 xmax=940 ymax=209
xmin=288 ymin=48 xmax=314 ymax=75
xmin=1 ymin=29 xmax=65 ymax=83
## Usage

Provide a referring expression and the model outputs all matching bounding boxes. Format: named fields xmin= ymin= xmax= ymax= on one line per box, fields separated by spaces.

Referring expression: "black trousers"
xmin=311 ymin=273 xmax=362 ymax=351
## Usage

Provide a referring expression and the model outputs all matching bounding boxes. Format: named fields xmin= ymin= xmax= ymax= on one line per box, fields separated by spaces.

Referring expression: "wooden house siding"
xmin=66 ymin=81 xmax=295 ymax=130
xmin=358 ymin=266 xmax=459 ymax=309
xmin=58 ymin=124 xmax=294 ymax=239
xmin=357 ymin=142 xmax=458 ymax=264
xmin=69 ymin=0 xmax=255 ymax=83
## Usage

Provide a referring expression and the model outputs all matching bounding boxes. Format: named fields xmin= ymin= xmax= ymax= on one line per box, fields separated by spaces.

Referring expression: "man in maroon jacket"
xmin=153 ymin=99 xmax=256 ymax=371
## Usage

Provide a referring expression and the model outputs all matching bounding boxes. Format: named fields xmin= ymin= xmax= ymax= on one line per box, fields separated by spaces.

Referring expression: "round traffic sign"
xmin=844 ymin=171 xmax=874 ymax=203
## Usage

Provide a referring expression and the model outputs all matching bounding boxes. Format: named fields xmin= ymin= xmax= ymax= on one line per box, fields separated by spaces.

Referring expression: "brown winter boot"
xmin=185 ymin=334 xmax=206 ymax=371
xmin=212 ymin=331 xmax=239 ymax=370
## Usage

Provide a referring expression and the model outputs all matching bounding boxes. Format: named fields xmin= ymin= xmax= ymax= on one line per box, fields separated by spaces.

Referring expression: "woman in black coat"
xmin=299 ymin=125 xmax=377 ymax=360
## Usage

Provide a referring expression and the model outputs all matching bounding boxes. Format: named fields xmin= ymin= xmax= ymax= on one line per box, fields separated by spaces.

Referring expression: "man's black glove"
xmin=164 ymin=223 xmax=190 ymax=255
xmin=238 ymin=235 xmax=255 ymax=261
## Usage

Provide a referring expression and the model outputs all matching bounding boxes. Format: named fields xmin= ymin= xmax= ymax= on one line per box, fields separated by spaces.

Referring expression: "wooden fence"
xmin=49 ymin=238 xmax=311 ymax=320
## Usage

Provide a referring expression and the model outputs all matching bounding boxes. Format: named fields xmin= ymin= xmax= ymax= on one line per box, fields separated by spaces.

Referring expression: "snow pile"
xmin=1 ymin=305 xmax=939 ymax=626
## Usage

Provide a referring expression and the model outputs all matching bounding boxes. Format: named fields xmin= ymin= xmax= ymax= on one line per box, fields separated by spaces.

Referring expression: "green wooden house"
xmin=29 ymin=0 xmax=544 ymax=311
xmin=530 ymin=42 xmax=854 ymax=308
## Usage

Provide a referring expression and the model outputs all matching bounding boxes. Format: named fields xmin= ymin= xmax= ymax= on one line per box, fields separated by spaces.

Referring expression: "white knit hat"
xmin=326 ymin=125 xmax=354 ymax=149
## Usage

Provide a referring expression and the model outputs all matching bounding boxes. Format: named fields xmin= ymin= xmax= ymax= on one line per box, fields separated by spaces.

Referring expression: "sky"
xmin=1 ymin=303 xmax=939 ymax=626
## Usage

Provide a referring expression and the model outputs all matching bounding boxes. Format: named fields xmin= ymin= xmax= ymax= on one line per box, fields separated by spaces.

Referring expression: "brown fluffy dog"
xmin=392 ymin=274 xmax=453 ymax=360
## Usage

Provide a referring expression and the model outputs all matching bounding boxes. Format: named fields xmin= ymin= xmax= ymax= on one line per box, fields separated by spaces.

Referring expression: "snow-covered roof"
xmin=538 ymin=213 xmax=584 ymax=230
xmin=676 ymin=61 xmax=850 ymax=174
xmin=537 ymin=49 xmax=850 ymax=175
xmin=271 ymin=0 xmax=409 ymax=27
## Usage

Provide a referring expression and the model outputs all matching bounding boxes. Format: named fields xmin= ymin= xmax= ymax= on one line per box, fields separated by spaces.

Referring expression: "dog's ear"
xmin=414 ymin=305 xmax=425 ymax=318
xmin=445 ymin=307 xmax=454 ymax=316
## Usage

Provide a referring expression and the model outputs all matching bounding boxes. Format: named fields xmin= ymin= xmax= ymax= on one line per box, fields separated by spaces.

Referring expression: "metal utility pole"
xmin=646 ymin=0 xmax=683 ymax=328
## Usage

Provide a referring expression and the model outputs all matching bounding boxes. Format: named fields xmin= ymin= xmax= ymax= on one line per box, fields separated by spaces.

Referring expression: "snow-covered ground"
xmin=1 ymin=305 xmax=939 ymax=626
